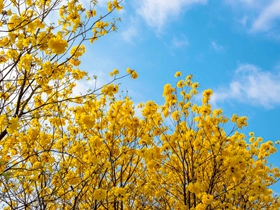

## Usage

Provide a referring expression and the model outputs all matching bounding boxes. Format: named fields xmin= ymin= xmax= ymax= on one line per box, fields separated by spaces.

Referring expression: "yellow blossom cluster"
xmin=69 ymin=45 xmax=86 ymax=66
xmin=109 ymin=68 xmax=119 ymax=76
xmin=48 ymin=33 xmax=68 ymax=54
xmin=101 ymin=84 xmax=119 ymax=97
xmin=126 ymin=67 xmax=138 ymax=79
xmin=107 ymin=0 xmax=123 ymax=12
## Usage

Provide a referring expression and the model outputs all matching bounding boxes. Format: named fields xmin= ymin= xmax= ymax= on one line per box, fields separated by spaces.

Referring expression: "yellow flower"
xmin=174 ymin=71 xmax=182 ymax=77
xmin=107 ymin=1 xmax=113 ymax=12
xmin=126 ymin=67 xmax=132 ymax=74
xmin=86 ymin=9 xmax=96 ymax=18
xmin=0 ymin=0 xmax=3 ymax=13
xmin=0 ymin=55 xmax=7 ymax=63
xmin=93 ymin=189 xmax=107 ymax=201
xmin=113 ymin=0 xmax=123 ymax=11
xmin=131 ymin=70 xmax=138 ymax=79
xmin=186 ymin=74 xmax=193 ymax=80
xmin=187 ymin=182 xmax=200 ymax=194
xmin=201 ymin=192 xmax=213 ymax=204
xmin=231 ymin=114 xmax=238 ymax=122
xmin=177 ymin=80 xmax=184 ymax=88
xmin=172 ymin=110 xmax=180 ymax=121
xmin=195 ymin=203 xmax=206 ymax=210
xmin=7 ymin=116 xmax=19 ymax=133
xmin=68 ymin=177 xmax=80 ymax=185
xmin=0 ymin=115 xmax=7 ymax=129
xmin=236 ymin=116 xmax=248 ymax=128
xmin=0 ymin=37 xmax=9 ymax=47
xmin=114 ymin=187 xmax=126 ymax=197
xmin=113 ymin=68 xmax=119 ymax=75
xmin=126 ymin=68 xmax=138 ymax=79
xmin=110 ymin=68 xmax=119 ymax=76
xmin=192 ymin=82 xmax=199 ymax=89
xmin=163 ymin=84 xmax=175 ymax=96
xmin=70 ymin=45 xmax=86 ymax=57
xmin=203 ymin=89 xmax=213 ymax=98
xmin=48 ymin=34 xmax=68 ymax=54
xmin=80 ymin=114 xmax=94 ymax=128
xmin=69 ymin=58 xmax=81 ymax=66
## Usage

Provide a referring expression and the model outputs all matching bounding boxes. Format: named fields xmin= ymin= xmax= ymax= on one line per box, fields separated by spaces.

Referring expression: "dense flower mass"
xmin=48 ymin=33 xmax=68 ymax=54
xmin=0 ymin=0 xmax=279 ymax=209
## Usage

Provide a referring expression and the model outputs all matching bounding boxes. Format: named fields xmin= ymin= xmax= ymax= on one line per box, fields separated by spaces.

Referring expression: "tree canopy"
xmin=0 ymin=0 xmax=279 ymax=209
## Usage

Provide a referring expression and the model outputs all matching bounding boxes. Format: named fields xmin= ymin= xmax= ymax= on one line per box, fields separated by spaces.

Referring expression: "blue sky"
xmin=79 ymin=0 xmax=280 ymax=191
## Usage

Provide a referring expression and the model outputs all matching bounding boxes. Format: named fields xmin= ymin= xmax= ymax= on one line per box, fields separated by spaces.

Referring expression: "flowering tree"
xmin=135 ymin=72 xmax=280 ymax=209
xmin=0 ymin=0 xmax=137 ymax=208
xmin=0 ymin=0 xmax=131 ymax=141
xmin=0 ymin=0 xmax=279 ymax=209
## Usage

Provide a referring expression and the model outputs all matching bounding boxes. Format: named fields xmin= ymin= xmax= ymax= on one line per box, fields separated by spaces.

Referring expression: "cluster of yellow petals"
xmin=107 ymin=0 xmax=123 ymax=12
xmin=48 ymin=33 xmax=68 ymax=54
xmin=126 ymin=67 xmax=138 ymax=79
xmin=109 ymin=68 xmax=119 ymax=76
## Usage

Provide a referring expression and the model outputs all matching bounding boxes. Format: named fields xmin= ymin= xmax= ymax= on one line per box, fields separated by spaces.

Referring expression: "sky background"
xmin=78 ymin=0 xmax=280 ymax=192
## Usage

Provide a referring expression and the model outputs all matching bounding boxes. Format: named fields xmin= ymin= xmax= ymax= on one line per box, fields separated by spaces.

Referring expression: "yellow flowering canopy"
xmin=0 ymin=0 xmax=279 ymax=209
xmin=0 ymin=0 xmax=133 ymax=140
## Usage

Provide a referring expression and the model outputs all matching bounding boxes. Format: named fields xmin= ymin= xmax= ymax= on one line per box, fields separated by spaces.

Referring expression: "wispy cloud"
xmin=121 ymin=25 xmax=138 ymax=43
xmin=172 ymin=35 xmax=189 ymax=48
xmin=137 ymin=0 xmax=207 ymax=30
xmin=225 ymin=0 xmax=262 ymax=8
xmin=239 ymin=15 xmax=248 ymax=27
xmin=211 ymin=64 xmax=280 ymax=109
xmin=240 ymin=0 xmax=254 ymax=4
xmin=211 ymin=41 xmax=224 ymax=52
xmin=251 ymin=0 xmax=280 ymax=33
xmin=226 ymin=0 xmax=280 ymax=36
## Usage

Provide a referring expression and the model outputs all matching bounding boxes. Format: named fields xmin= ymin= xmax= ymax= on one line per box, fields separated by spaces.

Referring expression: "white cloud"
xmin=226 ymin=0 xmax=280 ymax=36
xmin=225 ymin=0 xmax=262 ymax=8
xmin=172 ymin=35 xmax=189 ymax=48
xmin=211 ymin=64 xmax=280 ymax=109
xmin=137 ymin=0 xmax=207 ymax=30
xmin=121 ymin=25 xmax=138 ymax=43
xmin=240 ymin=0 xmax=254 ymax=4
xmin=240 ymin=15 xmax=248 ymax=26
xmin=211 ymin=41 xmax=224 ymax=52
xmin=251 ymin=0 xmax=280 ymax=32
